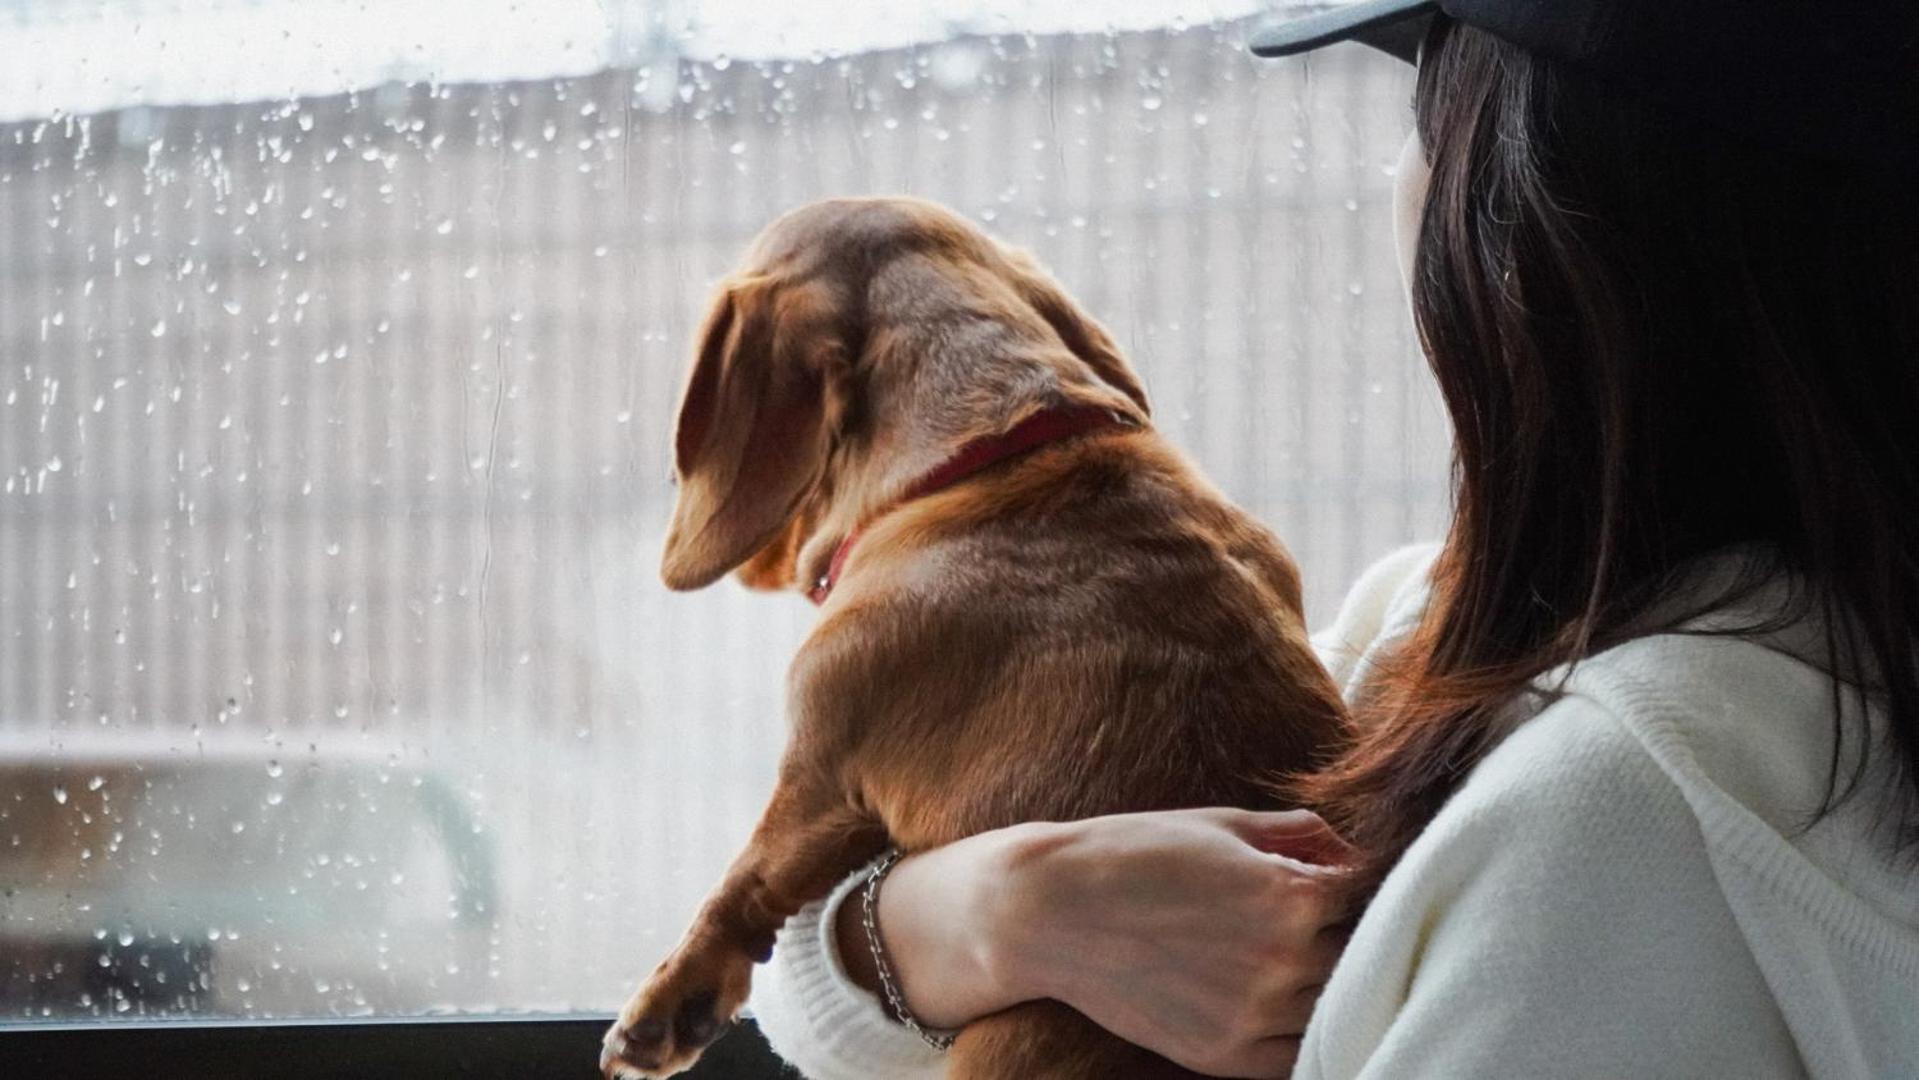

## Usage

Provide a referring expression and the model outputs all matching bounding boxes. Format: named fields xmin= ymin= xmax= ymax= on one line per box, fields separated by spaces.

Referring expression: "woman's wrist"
xmin=978 ymin=819 xmax=1079 ymax=1003
xmin=831 ymin=823 xmax=1059 ymax=1031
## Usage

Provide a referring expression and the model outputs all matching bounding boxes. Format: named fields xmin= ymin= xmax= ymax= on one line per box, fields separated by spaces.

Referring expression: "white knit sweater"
xmin=746 ymin=543 xmax=1919 ymax=1079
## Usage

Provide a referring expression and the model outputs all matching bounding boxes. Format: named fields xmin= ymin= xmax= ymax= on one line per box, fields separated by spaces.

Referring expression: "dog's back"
xmin=809 ymin=428 xmax=1341 ymax=845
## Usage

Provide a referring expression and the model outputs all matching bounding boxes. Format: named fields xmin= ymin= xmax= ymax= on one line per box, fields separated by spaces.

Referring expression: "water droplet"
xmin=116 ymin=929 xmax=133 ymax=947
xmin=150 ymin=319 xmax=167 ymax=338
xmin=52 ymin=786 xmax=67 ymax=804
xmin=87 ymin=775 xmax=104 ymax=791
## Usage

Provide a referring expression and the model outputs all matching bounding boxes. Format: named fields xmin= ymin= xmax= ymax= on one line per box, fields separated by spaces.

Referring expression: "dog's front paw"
xmin=600 ymin=947 xmax=754 ymax=1079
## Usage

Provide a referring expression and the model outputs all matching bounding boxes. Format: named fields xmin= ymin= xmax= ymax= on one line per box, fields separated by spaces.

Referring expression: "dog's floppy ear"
xmin=1004 ymin=252 xmax=1151 ymax=416
xmin=661 ymin=275 xmax=842 ymax=591
xmin=734 ymin=513 xmax=809 ymax=592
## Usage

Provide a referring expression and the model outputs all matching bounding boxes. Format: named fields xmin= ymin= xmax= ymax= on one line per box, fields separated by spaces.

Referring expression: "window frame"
xmin=0 ymin=1013 xmax=786 ymax=1078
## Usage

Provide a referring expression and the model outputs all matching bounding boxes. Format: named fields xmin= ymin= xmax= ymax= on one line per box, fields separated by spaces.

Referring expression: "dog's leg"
xmin=600 ymin=774 xmax=884 ymax=1079
xmin=947 ymin=1000 xmax=1210 ymax=1080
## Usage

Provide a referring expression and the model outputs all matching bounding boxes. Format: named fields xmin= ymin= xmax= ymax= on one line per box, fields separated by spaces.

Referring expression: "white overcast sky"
xmin=0 ymin=0 xmax=1311 ymax=122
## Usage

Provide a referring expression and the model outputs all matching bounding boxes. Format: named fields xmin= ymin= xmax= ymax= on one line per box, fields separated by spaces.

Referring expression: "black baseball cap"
xmin=1249 ymin=1 xmax=1919 ymax=176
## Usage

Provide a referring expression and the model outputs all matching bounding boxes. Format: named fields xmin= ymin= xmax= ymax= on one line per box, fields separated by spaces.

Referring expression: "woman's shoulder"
xmin=1310 ymin=545 xmax=1919 ymax=1077
xmin=1327 ymin=541 xmax=1901 ymax=873
xmin=1554 ymin=627 xmax=1847 ymax=840
xmin=1547 ymin=545 xmax=1908 ymax=842
xmin=1318 ymin=539 xmax=1917 ymax=933
xmin=1419 ymin=681 xmax=1687 ymax=866
xmin=1549 ymin=618 xmax=1919 ymax=933
xmin=1431 ymin=637 xmax=1853 ymax=882
xmin=1304 ymin=688 xmax=1806 ymax=1079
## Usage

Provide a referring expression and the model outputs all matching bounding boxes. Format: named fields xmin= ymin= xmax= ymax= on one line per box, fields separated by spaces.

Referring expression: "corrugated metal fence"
xmin=0 ymin=21 xmax=1448 ymax=1015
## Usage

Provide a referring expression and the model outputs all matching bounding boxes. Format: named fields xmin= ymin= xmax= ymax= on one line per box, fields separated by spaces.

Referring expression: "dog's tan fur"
xmin=602 ymin=196 xmax=1346 ymax=1079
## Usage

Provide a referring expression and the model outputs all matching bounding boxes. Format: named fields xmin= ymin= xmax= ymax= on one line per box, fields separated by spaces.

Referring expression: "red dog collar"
xmin=807 ymin=404 xmax=1139 ymax=605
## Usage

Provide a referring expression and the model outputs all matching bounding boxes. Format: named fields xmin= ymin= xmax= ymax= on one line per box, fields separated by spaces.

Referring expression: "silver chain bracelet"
xmin=860 ymin=847 xmax=958 ymax=1052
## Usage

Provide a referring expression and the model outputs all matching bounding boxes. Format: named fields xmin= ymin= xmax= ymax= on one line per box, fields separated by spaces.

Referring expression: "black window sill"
xmin=0 ymin=1013 xmax=789 ymax=1079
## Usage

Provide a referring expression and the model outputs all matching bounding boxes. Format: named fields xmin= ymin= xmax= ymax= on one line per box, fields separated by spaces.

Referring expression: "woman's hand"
xmin=835 ymin=808 xmax=1353 ymax=1078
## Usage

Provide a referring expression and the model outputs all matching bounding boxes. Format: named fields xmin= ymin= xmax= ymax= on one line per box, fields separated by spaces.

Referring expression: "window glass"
xmin=0 ymin=0 xmax=1444 ymax=1021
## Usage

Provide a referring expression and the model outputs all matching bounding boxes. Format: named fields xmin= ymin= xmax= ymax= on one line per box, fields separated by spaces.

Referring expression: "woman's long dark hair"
xmin=1299 ymin=17 xmax=1919 ymax=903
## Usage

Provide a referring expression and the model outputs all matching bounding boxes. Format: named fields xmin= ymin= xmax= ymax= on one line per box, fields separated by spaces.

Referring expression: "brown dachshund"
xmin=601 ymin=196 xmax=1346 ymax=1079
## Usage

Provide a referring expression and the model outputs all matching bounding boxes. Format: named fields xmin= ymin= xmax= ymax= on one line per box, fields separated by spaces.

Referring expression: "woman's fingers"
xmin=1177 ymin=956 xmax=1332 ymax=1076
xmin=1250 ymin=931 xmax=1343 ymax=1017
xmin=1228 ymin=808 xmax=1359 ymax=867
xmin=1021 ymin=809 xmax=1358 ymax=1077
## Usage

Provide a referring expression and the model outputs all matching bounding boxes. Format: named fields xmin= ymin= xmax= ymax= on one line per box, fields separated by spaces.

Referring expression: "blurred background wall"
xmin=0 ymin=15 xmax=1448 ymax=1018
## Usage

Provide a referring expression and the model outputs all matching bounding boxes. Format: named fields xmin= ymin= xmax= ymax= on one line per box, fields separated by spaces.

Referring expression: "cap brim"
xmin=1249 ymin=0 xmax=1438 ymax=64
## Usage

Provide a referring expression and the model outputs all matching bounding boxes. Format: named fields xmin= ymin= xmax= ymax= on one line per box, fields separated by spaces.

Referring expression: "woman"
xmin=749 ymin=3 xmax=1919 ymax=1076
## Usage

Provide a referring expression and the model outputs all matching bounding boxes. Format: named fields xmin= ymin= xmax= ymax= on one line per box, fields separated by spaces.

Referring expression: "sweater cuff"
xmin=746 ymin=854 xmax=950 ymax=1080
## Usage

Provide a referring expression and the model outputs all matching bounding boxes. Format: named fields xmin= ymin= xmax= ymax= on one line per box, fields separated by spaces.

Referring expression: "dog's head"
xmin=660 ymin=196 xmax=1151 ymax=593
